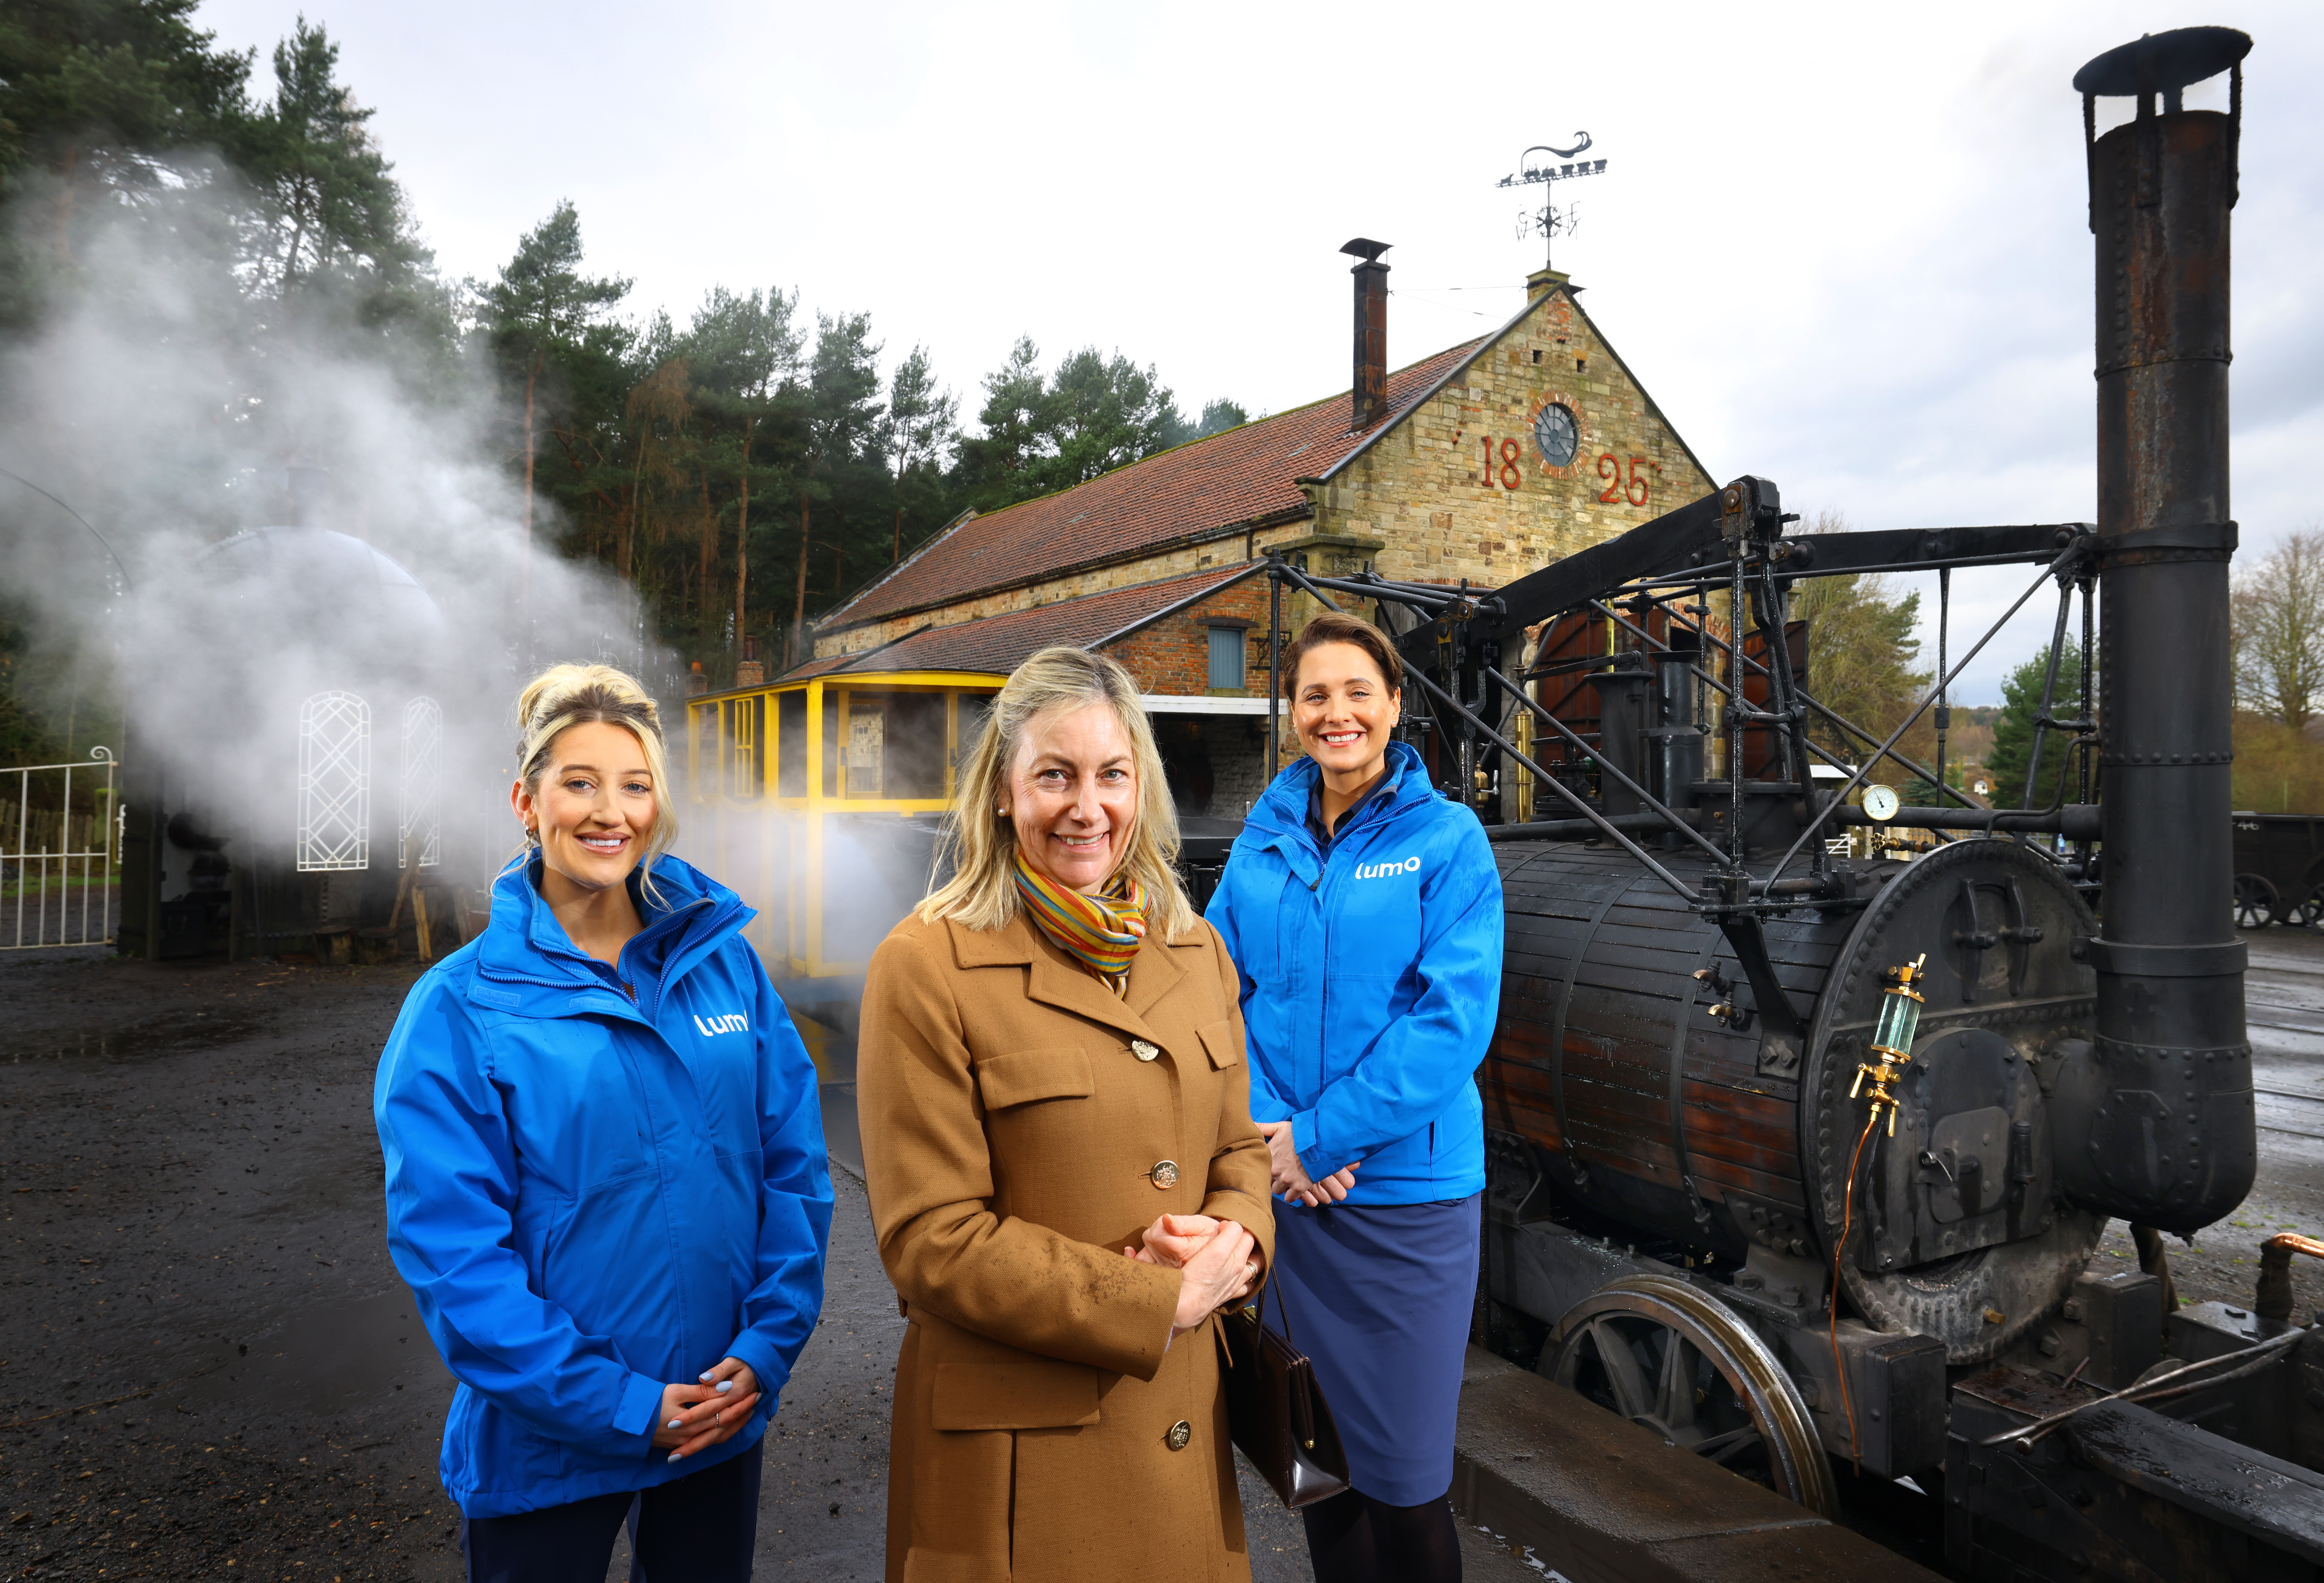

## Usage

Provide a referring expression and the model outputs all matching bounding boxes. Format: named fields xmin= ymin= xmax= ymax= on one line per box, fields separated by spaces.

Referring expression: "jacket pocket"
xmin=1196 ymin=1019 xmax=1242 ymax=1070
xmin=929 ymin=1359 xmax=1102 ymax=1430
xmin=974 ymin=1048 xmax=1094 ymax=1110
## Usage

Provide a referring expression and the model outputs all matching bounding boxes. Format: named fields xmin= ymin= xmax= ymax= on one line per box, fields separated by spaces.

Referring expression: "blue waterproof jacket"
xmin=374 ymin=854 xmax=832 ymax=1518
xmin=1206 ymin=741 xmax=1504 ymax=1205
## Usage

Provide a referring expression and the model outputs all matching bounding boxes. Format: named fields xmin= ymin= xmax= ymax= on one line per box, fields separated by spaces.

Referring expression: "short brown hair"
xmin=1280 ymin=610 xmax=1404 ymax=699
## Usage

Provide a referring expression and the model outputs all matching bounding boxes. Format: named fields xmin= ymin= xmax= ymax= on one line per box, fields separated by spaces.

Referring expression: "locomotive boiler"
xmin=1262 ymin=27 xmax=2309 ymax=1577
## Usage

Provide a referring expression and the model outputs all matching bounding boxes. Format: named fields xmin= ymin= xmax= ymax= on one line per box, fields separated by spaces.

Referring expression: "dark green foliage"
xmin=954 ymin=338 xmax=1240 ymax=514
xmin=0 ymin=596 xmax=114 ymax=765
xmin=239 ymin=20 xmax=417 ymax=293
xmin=1985 ymin=638 xmax=2087 ymax=809
xmin=0 ymin=0 xmax=258 ymax=321
xmin=477 ymin=200 xmax=631 ymax=376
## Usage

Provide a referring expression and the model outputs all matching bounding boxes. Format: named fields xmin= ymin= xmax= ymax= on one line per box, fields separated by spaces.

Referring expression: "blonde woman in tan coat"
xmin=858 ymin=647 xmax=1276 ymax=1583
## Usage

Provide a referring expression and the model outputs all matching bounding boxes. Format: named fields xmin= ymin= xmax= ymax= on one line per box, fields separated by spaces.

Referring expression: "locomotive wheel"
xmin=2285 ymin=881 xmax=2324 ymax=929
xmin=1544 ymin=1274 xmax=1838 ymax=1518
xmin=2235 ymin=873 xmax=2280 ymax=928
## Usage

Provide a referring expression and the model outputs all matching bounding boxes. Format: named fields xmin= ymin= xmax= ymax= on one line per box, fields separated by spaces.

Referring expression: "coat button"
xmin=1150 ymin=1160 xmax=1180 ymax=1189
xmin=1131 ymin=1039 xmax=1159 ymax=1062
xmin=1166 ymin=1420 xmax=1192 ymax=1451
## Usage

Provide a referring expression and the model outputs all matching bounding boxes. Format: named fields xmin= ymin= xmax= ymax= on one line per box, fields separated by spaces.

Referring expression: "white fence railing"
xmin=2 ymin=748 xmax=121 ymax=949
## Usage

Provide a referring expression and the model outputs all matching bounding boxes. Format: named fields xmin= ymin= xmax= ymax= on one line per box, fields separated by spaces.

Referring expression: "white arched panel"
xmin=297 ymin=690 xmax=371 ymax=872
xmin=399 ymin=695 xmax=443 ymax=870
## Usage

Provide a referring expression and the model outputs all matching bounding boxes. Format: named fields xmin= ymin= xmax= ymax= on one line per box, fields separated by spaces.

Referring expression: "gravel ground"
xmin=0 ymin=947 xmax=1538 ymax=1583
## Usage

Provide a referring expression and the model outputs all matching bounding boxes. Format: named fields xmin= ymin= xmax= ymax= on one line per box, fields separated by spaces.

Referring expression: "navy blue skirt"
xmin=1264 ymin=1194 xmax=1481 ymax=1505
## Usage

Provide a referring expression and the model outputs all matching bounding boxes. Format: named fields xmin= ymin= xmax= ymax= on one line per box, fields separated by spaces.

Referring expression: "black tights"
xmin=1300 ymin=1486 xmax=1461 ymax=1583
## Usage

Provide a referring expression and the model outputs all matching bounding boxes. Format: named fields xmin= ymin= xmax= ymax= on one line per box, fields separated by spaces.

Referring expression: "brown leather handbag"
xmin=1217 ymin=1279 xmax=1351 ymax=1508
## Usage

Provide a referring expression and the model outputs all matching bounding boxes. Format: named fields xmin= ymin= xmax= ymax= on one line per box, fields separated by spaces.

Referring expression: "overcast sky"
xmin=195 ymin=0 xmax=2324 ymax=704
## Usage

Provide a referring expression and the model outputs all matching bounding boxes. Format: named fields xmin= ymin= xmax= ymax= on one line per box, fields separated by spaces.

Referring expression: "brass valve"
xmin=1850 ymin=954 xmax=1927 ymax=1136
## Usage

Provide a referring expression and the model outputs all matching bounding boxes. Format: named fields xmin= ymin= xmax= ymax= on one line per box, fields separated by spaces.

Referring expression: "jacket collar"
xmin=1244 ymin=740 xmax=1435 ymax=875
xmin=946 ymin=907 xmax=1197 ymax=1042
xmin=473 ymin=853 xmax=750 ymax=1016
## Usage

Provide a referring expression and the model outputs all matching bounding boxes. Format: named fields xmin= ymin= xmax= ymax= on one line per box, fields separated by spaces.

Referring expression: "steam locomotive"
xmin=1251 ymin=26 xmax=2302 ymax=1579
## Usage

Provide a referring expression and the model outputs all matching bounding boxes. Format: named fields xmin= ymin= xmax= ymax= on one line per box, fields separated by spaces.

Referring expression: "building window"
xmin=297 ymin=690 xmax=371 ymax=872
xmin=1207 ymin=625 xmax=1246 ymax=690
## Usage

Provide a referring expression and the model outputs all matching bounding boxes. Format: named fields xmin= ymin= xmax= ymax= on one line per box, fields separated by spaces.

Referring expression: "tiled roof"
xmin=820 ymin=340 xmax=1485 ymax=633
xmin=784 ymin=566 xmax=1247 ymax=682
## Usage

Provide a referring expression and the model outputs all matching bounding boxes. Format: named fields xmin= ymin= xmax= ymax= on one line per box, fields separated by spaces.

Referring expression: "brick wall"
xmin=1104 ymin=581 xmax=1274 ymax=696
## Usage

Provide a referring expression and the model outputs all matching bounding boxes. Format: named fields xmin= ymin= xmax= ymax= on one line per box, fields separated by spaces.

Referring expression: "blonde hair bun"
xmin=513 ymin=663 xmax=679 ymax=881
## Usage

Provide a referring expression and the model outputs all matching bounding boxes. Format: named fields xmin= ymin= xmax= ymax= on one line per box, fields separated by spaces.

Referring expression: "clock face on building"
xmin=1534 ymin=402 xmax=1579 ymax=468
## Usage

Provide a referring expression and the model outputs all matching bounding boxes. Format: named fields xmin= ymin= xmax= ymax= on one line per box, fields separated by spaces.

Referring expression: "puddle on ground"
xmin=2 ymin=1012 xmax=271 ymax=1064
xmin=175 ymin=1287 xmax=453 ymax=1418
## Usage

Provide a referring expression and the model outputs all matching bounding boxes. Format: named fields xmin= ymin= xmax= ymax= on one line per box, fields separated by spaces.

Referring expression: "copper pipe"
xmin=2254 ymin=1233 xmax=2324 ymax=1322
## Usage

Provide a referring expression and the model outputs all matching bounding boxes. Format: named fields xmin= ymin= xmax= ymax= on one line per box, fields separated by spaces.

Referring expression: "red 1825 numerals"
xmin=1479 ymin=435 xmax=1654 ymax=508
xmin=1481 ymin=437 xmax=1522 ymax=491
xmin=1597 ymin=453 xmax=1653 ymax=507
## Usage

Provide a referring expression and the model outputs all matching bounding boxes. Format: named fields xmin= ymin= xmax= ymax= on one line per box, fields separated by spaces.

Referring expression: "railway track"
xmin=2246 ymin=929 xmax=2324 ymax=1142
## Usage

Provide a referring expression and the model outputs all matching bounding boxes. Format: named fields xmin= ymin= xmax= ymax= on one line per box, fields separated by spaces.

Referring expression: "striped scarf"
xmin=1013 ymin=850 xmax=1148 ymax=997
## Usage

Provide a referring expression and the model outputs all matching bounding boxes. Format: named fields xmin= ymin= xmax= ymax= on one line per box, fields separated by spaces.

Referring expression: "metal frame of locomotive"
xmin=1257 ymin=28 xmax=2324 ymax=1579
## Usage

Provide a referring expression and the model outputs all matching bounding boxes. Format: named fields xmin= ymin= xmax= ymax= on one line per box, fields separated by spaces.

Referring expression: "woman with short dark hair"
xmin=1207 ymin=611 xmax=1504 ymax=1583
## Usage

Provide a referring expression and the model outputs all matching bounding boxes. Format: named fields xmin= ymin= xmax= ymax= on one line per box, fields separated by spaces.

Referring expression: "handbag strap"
xmin=1263 ymin=1276 xmax=1321 ymax=1450
xmin=1264 ymin=1266 xmax=1299 ymax=1351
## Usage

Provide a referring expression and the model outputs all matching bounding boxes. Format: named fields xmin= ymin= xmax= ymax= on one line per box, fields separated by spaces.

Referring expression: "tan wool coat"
xmin=857 ymin=907 xmax=1276 ymax=1583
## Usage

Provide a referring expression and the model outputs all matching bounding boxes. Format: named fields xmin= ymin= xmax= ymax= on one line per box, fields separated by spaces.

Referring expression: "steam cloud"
xmin=0 ymin=160 xmax=659 ymax=892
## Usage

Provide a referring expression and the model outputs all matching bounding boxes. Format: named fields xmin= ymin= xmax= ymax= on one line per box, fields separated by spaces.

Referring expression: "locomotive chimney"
xmin=1342 ymin=239 xmax=1390 ymax=430
xmin=2060 ymin=27 xmax=2255 ymax=1233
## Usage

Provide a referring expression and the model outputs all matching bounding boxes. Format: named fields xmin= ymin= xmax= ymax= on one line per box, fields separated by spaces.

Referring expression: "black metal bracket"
xmin=2090 ymin=520 xmax=2238 ymax=565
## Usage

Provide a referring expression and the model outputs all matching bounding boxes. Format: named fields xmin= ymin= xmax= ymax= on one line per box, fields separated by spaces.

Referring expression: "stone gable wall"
xmin=1304 ymin=287 xmax=1718 ymax=587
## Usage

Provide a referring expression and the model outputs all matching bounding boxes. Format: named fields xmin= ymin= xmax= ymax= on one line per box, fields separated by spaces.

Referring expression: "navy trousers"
xmin=460 ymin=1441 xmax=762 ymax=1583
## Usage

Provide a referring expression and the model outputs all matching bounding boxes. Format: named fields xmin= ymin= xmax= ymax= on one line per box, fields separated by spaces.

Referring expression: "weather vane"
xmin=1496 ymin=134 xmax=1608 ymax=270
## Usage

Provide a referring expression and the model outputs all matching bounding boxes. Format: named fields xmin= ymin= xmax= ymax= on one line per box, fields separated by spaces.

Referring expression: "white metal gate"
xmin=2 ymin=747 xmax=121 ymax=949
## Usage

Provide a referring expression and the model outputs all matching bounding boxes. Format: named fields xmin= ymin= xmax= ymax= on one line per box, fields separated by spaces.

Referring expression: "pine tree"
xmin=1985 ymin=639 xmax=2087 ymax=810
xmin=477 ymin=200 xmax=631 ymax=606
xmin=881 ymin=345 xmax=958 ymax=562
xmin=684 ymin=285 xmax=802 ymax=651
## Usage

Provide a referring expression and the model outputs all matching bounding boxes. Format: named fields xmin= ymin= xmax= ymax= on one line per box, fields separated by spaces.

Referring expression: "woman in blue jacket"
xmin=375 ymin=664 xmax=833 ymax=1582
xmin=1207 ymin=612 xmax=1503 ymax=1583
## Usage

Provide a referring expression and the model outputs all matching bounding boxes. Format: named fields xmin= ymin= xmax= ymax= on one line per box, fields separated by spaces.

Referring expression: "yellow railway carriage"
xmin=681 ymin=669 xmax=1003 ymax=1012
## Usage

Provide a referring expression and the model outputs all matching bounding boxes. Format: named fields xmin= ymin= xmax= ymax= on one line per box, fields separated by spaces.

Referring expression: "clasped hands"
xmin=1121 ymin=1213 xmax=1260 ymax=1339
xmin=1255 ymin=1120 xmax=1359 ymax=1206
xmin=655 ymin=1358 xmax=760 ymax=1462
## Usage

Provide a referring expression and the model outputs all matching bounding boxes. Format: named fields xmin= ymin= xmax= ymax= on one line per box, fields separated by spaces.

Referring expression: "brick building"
xmin=796 ymin=246 xmax=1717 ymax=816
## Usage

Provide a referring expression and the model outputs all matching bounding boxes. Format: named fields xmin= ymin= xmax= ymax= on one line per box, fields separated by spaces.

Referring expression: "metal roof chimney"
xmin=1342 ymin=239 xmax=1390 ymax=430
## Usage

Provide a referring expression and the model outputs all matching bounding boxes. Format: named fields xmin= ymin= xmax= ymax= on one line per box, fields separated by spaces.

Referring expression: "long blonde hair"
xmin=918 ymin=647 xmax=1194 ymax=941
xmin=511 ymin=663 xmax=680 ymax=892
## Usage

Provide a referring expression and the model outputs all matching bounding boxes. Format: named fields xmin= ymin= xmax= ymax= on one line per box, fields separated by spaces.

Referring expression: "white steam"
xmin=0 ymin=161 xmax=659 ymax=895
